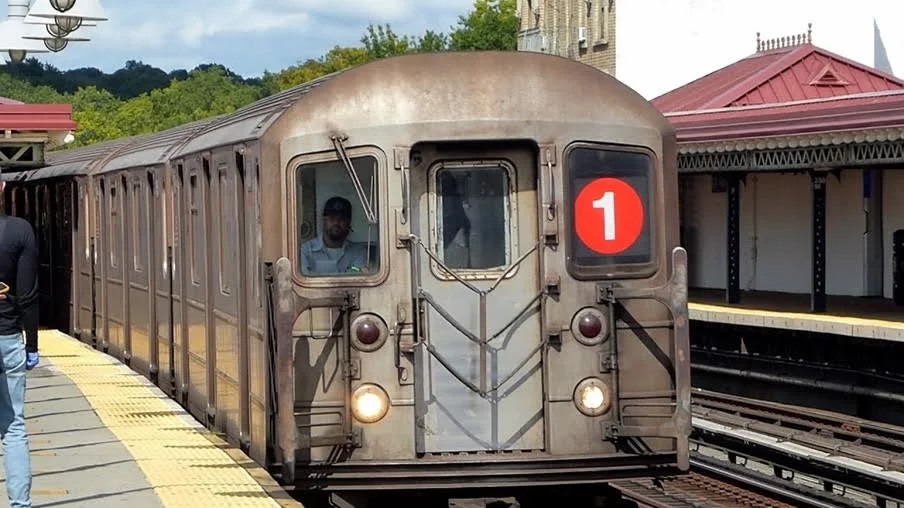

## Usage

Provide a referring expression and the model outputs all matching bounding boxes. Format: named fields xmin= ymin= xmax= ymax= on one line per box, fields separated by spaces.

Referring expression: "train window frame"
xmin=215 ymin=161 xmax=235 ymax=296
xmin=426 ymin=159 xmax=519 ymax=282
xmin=562 ymin=142 xmax=660 ymax=281
xmin=108 ymin=178 xmax=120 ymax=270
xmin=286 ymin=145 xmax=388 ymax=288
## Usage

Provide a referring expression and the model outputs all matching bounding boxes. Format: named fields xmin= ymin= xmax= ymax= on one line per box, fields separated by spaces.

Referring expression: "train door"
xmin=96 ymin=178 xmax=109 ymax=351
xmin=181 ymin=158 xmax=212 ymax=420
xmin=127 ymin=172 xmax=152 ymax=376
xmin=151 ymin=169 xmax=170 ymax=391
xmin=75 ymin=180 xmax=94 ymax=343
xmin=35 ymin=183 xmax=53 ymax=329
xmin=120 ymin=174 xmax=133 ymax=363
xmin=409 ymin=143 xmax=545 ymax=453
xmin=104 ymin=175 xmax=128 ymax=359
xmin=172 ymin=164 xmax=189 ymax=404
xmin=53 ymin=180 xmax=74 ymax=333
xmin=211 ymin=153 xmax=242 ymax=437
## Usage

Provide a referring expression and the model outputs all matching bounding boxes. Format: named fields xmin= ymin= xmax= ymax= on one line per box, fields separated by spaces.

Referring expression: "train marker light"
xmin=351 ymin=384 xmax=390 ymax=423
xmin=570 ymin=307 xmax=608 ymax=346
xmin=351 ymin=313 xmax=388 ymax=352
xmin=573 ymin=377 xmax=611 ymax=417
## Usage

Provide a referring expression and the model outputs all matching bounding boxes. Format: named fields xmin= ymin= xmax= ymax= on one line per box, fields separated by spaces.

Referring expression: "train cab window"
xmin=565 ymin=145 xmax=654 ymax=276
xmin=434 ymin=163 xmax=512 ymax=273
xmin=295 ymin=155 xmax=380 ymax=278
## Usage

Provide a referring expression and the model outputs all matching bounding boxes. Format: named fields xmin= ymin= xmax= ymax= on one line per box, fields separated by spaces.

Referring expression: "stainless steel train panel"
xmin=411 ymin=144 xmax=545 ymax=453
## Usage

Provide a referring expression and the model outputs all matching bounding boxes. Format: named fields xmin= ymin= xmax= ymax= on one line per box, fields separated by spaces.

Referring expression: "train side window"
xmin=188 ymin=173 xmax=200 ymax=285
xmin=217 ymin=164 xmax=235 ymax=295
xmin=294 ymin=156 xmax=380 ymax=278
xmin=433 ymin=162 xmax=513 ymax=274
xmin=131 ymin=179 xmax=144 ymax=272
xmin=109 ymin=182 xmax=119 ymax=269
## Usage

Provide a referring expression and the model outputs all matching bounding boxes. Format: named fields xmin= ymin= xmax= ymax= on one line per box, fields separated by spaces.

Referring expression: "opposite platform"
xmin=0 ymin=330 xmax=302 ymax=508
xmin=690 ymin=289 xmax=904 ymax=342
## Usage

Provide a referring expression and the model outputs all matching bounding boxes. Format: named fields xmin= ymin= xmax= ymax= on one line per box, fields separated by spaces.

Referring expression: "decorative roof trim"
xmin=664 ymin=89 xmax=904 ymax=117
xmin=677 ymin=126 xmax=904 ymax=154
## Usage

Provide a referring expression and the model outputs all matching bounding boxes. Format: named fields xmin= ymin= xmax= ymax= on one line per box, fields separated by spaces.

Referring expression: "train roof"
xmin=16 ymin=51 xmax=670 ymax=181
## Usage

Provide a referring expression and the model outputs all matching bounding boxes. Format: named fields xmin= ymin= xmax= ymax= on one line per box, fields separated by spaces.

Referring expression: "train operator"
xmin=300 ymin=196 xmax=370 ymax=275
xmin=0 ymin=179 xmax=40 ymax=508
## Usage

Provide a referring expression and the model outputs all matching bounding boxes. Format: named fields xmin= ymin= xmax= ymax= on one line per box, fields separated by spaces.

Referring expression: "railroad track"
xmin=689 ymin=389 xmax=904 ymax=507
xmin=605 ymin=390 xmax=904 ymax=507
xmin=611 ymin=470 xmax=802 ymax=507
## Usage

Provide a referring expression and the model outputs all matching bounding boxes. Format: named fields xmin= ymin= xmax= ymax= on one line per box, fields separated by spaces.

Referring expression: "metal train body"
xmin=1 ymin=51 xmax=690 ymax=501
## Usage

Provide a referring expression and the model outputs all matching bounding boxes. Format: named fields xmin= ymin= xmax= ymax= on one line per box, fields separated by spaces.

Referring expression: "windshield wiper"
xmin=330 ymin=134 xmax=377 ymax=224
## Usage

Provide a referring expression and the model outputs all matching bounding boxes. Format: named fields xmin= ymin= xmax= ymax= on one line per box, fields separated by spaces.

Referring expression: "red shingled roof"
xmin=654 ymin=43 xmax=904 ymax=113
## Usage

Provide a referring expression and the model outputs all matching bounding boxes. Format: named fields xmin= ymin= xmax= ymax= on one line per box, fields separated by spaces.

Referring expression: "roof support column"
xmin=810 ymin=171 xmax=827 ymax=313
xmin=725 ymin=174 xmax=741 ymax=304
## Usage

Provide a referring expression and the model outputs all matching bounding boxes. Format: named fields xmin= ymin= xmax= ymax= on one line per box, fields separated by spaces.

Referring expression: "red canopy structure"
xmin=654 ymin=27 xmax=904 ymax=312
xmin=655 ymin=29 xmax=904 ymax=173
xmin=0 ymin=94 xmax=76 ymax=171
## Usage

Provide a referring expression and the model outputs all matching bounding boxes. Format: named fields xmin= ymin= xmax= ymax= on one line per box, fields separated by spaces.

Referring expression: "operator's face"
xmin=324 ymin=214 xmax=350 ymax=242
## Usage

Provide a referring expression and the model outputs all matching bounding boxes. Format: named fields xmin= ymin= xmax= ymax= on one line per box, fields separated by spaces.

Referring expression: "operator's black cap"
xmin=323 ymin=196 xmax=352 ymax=219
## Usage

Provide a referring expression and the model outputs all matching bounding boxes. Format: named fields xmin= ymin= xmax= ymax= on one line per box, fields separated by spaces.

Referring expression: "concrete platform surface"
xmin=690 ymin=289 xmax=904 ymax=342
xmin=0 ymin=330 xmax=302 ymax=508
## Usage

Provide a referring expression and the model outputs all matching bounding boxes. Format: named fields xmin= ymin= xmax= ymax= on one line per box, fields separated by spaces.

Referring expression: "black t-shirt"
xmin=0 ymin=214 xmax=38 ymax=352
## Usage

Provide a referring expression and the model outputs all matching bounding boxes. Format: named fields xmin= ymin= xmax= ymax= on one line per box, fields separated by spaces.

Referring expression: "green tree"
xmin=361 ymin=24 xmax=413 ymax=59
xmin=415 ymin=30 xmax=451 ymax=52
xmin=449 ymin=0 xmax=519 ymax=51
xmin=69 ymin=86 xmax=125 ymax=146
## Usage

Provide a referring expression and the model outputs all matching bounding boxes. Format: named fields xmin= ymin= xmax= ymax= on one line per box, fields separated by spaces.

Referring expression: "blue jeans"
xmin=0 ymin=332 xmax=30 ymax=508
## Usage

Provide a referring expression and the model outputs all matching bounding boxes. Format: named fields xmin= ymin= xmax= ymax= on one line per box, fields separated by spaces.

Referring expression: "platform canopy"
xmin=655 ymin=27 xmax=904 ymax=174
xmin=0 ymin=94 xmax=76 ymax=172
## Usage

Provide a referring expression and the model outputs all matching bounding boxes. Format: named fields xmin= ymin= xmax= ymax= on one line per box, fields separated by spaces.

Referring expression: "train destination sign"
xmin=574 ymin=177 xmax=644 ymax=255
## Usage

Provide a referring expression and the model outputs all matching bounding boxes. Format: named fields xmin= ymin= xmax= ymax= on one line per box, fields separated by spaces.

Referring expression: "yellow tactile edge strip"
xmin=39 ymin=329 xmax=304 ymax=508
xmin=689 ymin=301 xmax=904 ymax=328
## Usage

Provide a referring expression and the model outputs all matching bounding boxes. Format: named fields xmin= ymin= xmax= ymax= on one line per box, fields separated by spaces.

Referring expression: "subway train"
xmin=1 ymin=51 xmax=690 ymax=507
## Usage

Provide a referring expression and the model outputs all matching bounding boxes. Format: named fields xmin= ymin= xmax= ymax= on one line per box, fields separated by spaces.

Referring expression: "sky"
xmin=1 ymin=0 xmax=902 ymax=100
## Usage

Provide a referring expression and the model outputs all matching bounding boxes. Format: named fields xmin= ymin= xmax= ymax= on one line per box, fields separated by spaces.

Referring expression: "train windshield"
xmin=295 ymin=155 xmax=380 ymax=277
xmin=565 ymin=145 xmax=654 ymax=276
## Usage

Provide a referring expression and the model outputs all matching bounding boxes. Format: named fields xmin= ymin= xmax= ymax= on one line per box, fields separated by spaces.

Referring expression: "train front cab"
xmin=269 ymin=136 xmax=690 ymax=493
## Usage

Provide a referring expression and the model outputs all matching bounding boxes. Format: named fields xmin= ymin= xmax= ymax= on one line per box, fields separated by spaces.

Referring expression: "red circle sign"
xmin=574 ymin=177 xmax=644 ymax=255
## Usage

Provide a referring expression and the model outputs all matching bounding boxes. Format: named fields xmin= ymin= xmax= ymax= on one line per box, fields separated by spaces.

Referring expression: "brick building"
xmin=516 ymin=0 xmax=616 ymax=75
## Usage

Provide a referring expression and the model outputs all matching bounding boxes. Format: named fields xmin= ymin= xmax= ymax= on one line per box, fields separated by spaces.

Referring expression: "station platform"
xmin=689 ymin=289 xmax=904 ymax=342
xmin=0 ymin=329 xmax=302 ymax=508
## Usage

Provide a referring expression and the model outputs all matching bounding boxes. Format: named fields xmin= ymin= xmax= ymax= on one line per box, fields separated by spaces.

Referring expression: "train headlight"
xmin=351 ymin=384 xmax=390 ymax=423
xmin=351 ymin=313 xmax=388 ymax=352
xmin=570 ymin=307 xmax=608 ymax=346
xmin=573 ymin=377 xmax=611 ymax=417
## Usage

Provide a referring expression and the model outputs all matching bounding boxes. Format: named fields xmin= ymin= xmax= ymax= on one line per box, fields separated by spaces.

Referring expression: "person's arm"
xmin=15 ymin=221 xmax=39 ymax=353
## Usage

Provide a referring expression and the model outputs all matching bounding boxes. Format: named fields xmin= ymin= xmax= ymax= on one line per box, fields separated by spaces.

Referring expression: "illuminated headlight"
xmin=573 ymin=377 xmax=611 ymax=417
xmin=351 ymin=384 xmax=390 ymax=423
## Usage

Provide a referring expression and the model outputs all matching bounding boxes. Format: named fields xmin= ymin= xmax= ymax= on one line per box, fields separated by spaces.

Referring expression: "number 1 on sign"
xmin=592 ymin=191 xmax=615 ymax=241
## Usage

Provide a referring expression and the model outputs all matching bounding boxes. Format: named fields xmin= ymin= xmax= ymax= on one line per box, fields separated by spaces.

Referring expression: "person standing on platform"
xmin=0 ymin=179 xmax=39 ymax=508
